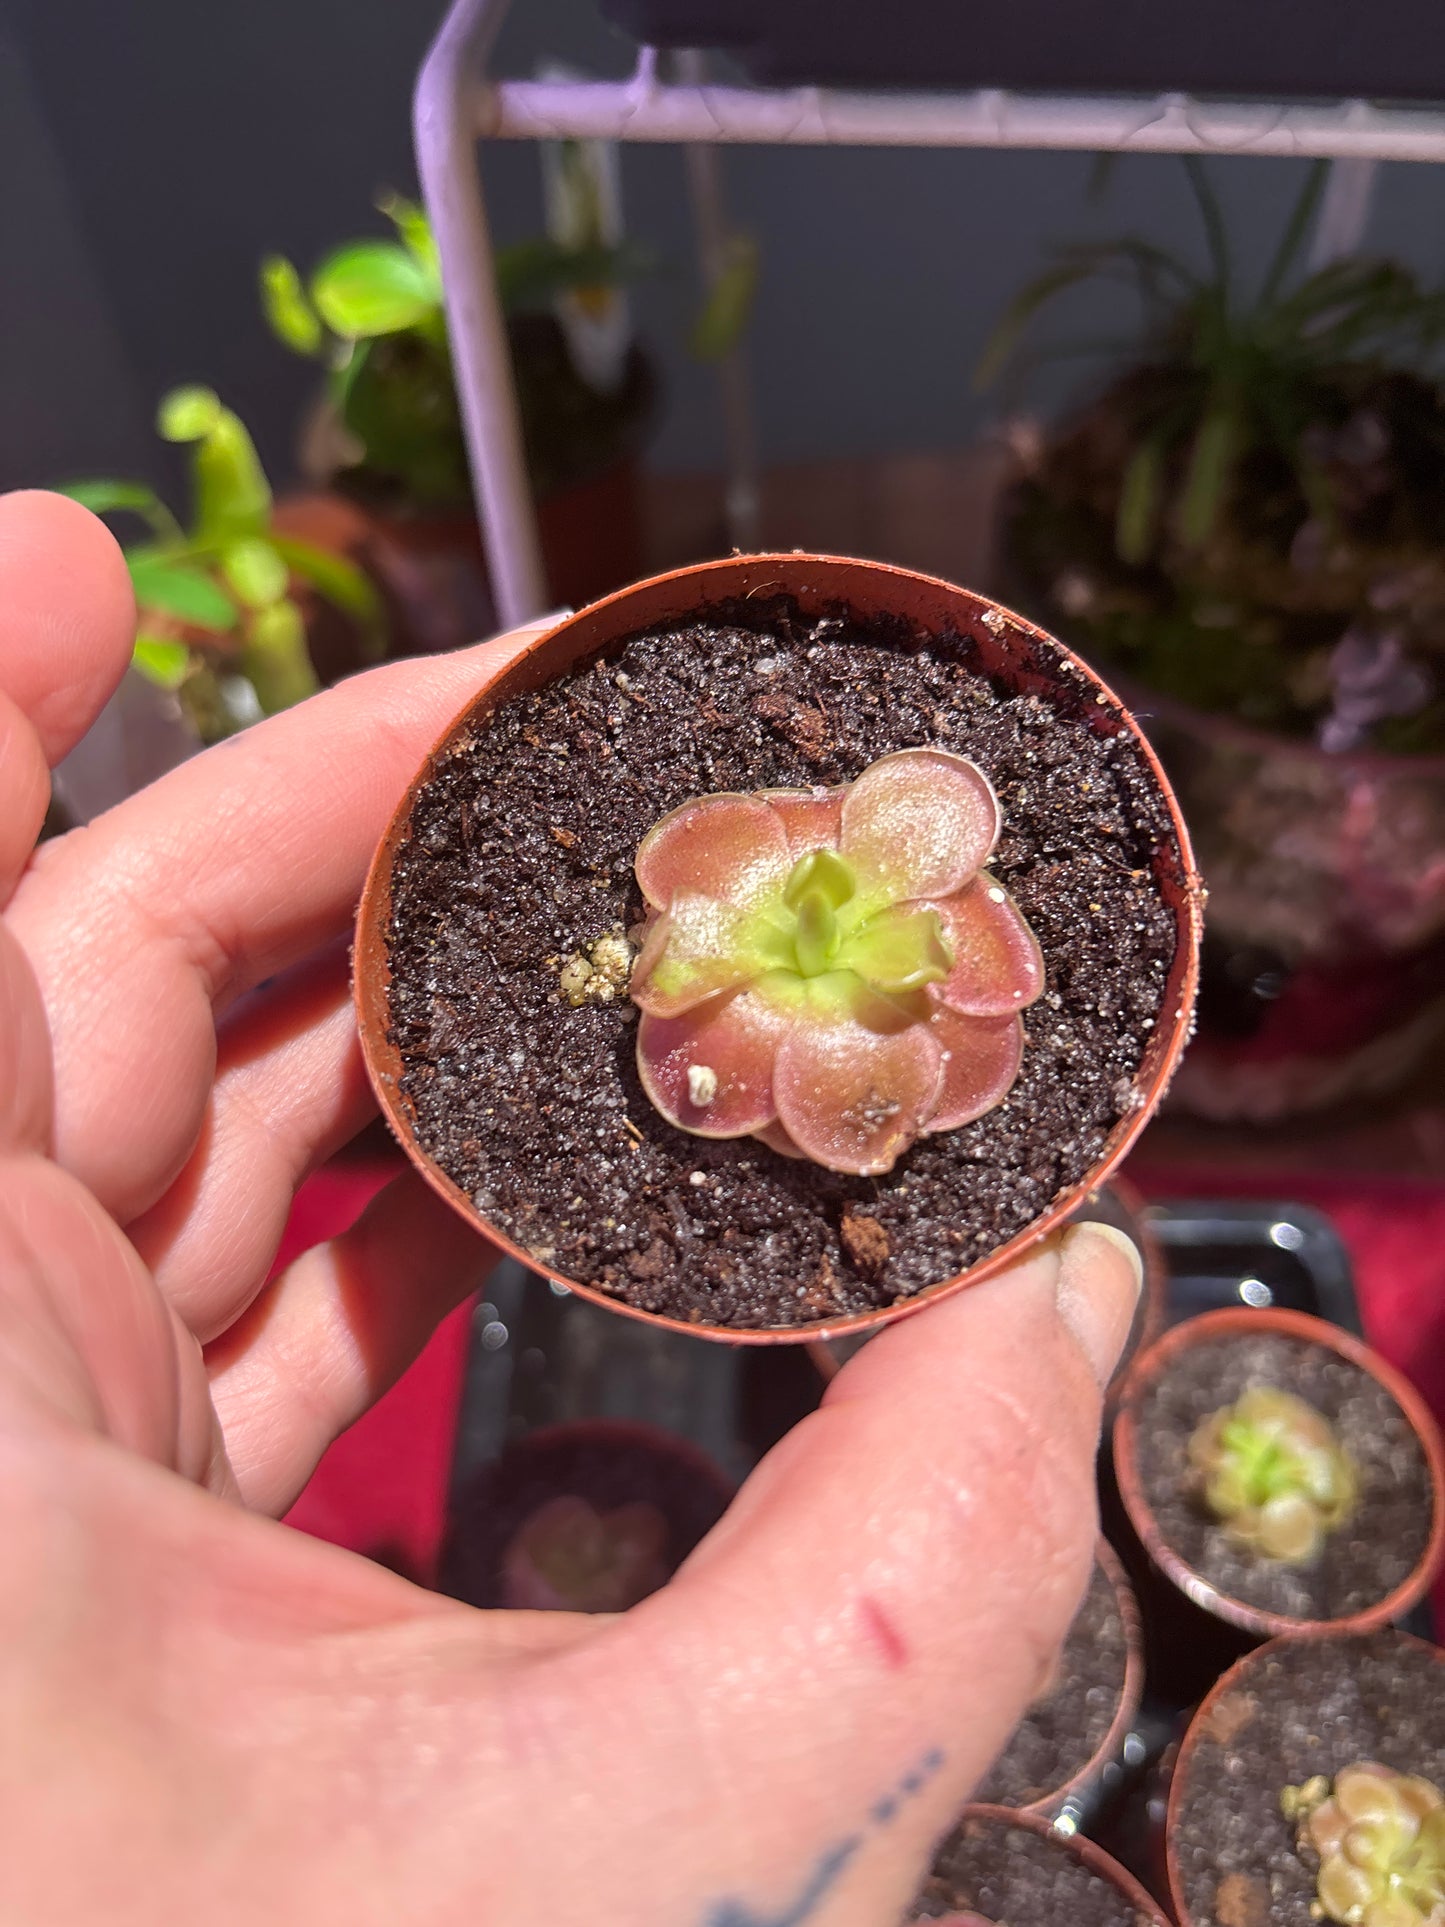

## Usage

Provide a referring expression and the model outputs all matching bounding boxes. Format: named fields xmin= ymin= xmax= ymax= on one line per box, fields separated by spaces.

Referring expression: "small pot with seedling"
xmin=356 ymin=553 xmax=1201 ymax=1342
xmin=1113 ymin=1307 xmax=1445 ymax=1701
xmin=1166 ymin=1629 xmax=1445 ymax=1927
xmin=441 ymin=1418 xmax=734 ymax=1611
xmin=911 ymin=1804 xmax=1170 ymax=1926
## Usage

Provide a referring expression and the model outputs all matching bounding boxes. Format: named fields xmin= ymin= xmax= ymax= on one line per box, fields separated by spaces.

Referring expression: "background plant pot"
xmin=806 ymin=1175 xmax=1169 ymax=1389
xmin=1163 ymin=1629 xmax=1445 ymax=1927
xmin=355 ymin=552 xmax=1203 ymax=1345
xmin=1135 ymin=687 xmax=1445 ymax=1124
xmin=912 ymin=1803 xmax=1170 ymax=1925
xmin=441 ymin=1417 xmax=734 ymax=1611
xmin=273 ymin=465 xmax=646 ymax=674
xmin=972 ymin=1538 xmax=1145 ymax=1826
xmin=1114 ymin=1306 xmax=1445 ymax=1655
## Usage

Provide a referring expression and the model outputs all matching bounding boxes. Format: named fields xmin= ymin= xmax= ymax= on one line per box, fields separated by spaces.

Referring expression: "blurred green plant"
xmin=983 ymin=160 xmax=1445 ymax=563
xmin=985 ymin=160 xmax=1445 ymax=750
xmin=61 ymin=387 xmax=381 ymax=740
xmin=262 ymin=190 xmax=758 ymax=509
xmin=261 ymin=193 xmax=653 ymax=508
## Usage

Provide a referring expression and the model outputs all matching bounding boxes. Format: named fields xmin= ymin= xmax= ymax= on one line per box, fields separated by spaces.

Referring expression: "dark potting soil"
xmin=913 ymin=1812 xmax=1160 ymax=1925
xmin=1171 ymin=1632 xmax=1445 ymax=1927
xmin=1129 ymin=1331 xmax=1433 ymax=1622
xmin=385 ymin=597 xmax=1179 ymax=1328
xmin=974 ymin=1557 xmax=1131 ymax=1809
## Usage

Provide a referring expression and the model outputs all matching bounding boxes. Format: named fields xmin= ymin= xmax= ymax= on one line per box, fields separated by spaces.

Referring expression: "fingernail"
xmin=1055 ymin=1222 xmax=1144 ymax=1387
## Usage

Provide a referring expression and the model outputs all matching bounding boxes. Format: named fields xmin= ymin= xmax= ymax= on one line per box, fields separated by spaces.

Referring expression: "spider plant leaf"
xmin=1177 ymin=396 xmax=1243 ymax=549
xmin=1183 ymin=157 xmax=1231 ymax=301
xmin=1115 ymin=433 xmax=1169 ymax=565
xmin=1257 ymin=161 xmax=1328 ymax=311
xmin=975 ymin=260 xmax=1107 ymax=388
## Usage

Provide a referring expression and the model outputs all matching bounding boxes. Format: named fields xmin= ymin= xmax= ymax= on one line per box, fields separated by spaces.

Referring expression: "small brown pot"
xmin=355 ymin=553 xmax=1202 ymax=1345
xmin=975 ymin=1537 xmax=1145 ymax=1824
xmin=915 ymin=1804 xmax=1170 ymax=1924
xmin=1114 ymin=1305 xmax=1445 ymax=1643
xmin=1163 ymin=1628 xmax=1445 ymax=1927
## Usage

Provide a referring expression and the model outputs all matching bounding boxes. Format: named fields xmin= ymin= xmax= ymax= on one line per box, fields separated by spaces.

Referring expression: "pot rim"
xmin=354 ymin=552 xmax=1203 ymax=1346
xmin=944 ymin=1802 xmax=1172 ymax=1924
xmin=1016 ymin=1535 xmax=1145 ymax=1820
xmin=1163 ymin=1625 xmax=1445 ymax=1927
xmin=1112 ymin=1304 xmax=1445 ymax=1639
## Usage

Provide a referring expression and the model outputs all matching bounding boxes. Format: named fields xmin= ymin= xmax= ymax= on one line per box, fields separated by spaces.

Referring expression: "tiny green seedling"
xmin=1188 ymin=1384 xmax=1357 ymax=1564
xmin=61 ymin=387 xmax=381 ymax=740
xmin=627 ymin=748 xmax=1044 ymax=1176
xmin=1283 ymin=1761 xmax=1445 ymax=1926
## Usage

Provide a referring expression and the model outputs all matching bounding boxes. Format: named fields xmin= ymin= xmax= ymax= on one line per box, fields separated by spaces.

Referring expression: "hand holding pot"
xmin=0 ymin=490 xmax=1142 ymax=1927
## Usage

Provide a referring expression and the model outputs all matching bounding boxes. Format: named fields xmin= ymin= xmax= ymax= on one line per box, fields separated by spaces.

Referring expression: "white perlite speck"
xmin=687 ymin=1063 xmax=718 ymax=1106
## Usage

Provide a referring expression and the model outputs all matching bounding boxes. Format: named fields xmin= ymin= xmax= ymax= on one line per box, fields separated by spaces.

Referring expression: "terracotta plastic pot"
xmin=355 ymin=553 xmax=1202 ymax=1345
xmin=1113 ymin=1304 xmax=1445 ymax=1642
xmin=1163 ymin=1628 xmax=1445 ymax=1927
xmin=1013 ymin=1537 xmax=1146 ymax=1825
xmin=915 ymin=1804 xmax=1171 ymax=1925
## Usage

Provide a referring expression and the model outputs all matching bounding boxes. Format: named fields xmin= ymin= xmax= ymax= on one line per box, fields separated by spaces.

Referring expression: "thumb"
xmin=571 ymin=1222 xmax=1141 ymax=1927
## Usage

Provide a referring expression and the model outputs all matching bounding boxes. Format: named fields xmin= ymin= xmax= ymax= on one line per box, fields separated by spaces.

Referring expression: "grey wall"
xmin=6 ymin=0 xmax=1445 ymax=496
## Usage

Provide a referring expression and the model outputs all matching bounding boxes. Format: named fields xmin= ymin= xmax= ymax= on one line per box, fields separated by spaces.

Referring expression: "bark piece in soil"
xmin=385 ymin=598 xmax=1178 ymax=1330
xmin=913 ymin=1811 xmax=1160 ymax=1924
xmin=974 ymin=1557 xmax=1130 ymax=1809
xmin=1170 ymin=1632 xmax=1445 ymax=1927
xmin=1130 ymin=1331 xmax=1432 ymax=1622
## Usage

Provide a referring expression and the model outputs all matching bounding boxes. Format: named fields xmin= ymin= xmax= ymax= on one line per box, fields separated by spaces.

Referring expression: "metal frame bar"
xmin=416 ymin=0 xmax=1445 ymax=627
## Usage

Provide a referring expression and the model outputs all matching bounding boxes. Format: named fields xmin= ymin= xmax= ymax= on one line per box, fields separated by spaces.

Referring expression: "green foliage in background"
xmin=985 ymin=160 xmax=1445 ymax=749
xmin=62 ymin=388 xmax=382 ymax=739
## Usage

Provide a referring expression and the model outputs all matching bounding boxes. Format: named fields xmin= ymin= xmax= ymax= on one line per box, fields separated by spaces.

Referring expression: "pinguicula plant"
xmin=627 ymin=748 xmax=1045 ymax=1176
xmin=1187 ymin=1384 xmax=1357 ymax=1564
xmin=1282 ymin=1762 xmax=1445 ymax=1927
xmin=62 ymin=387 xmax=381 ymax=742
xmin=499 ymin=1495 xmax=669 ymax=1614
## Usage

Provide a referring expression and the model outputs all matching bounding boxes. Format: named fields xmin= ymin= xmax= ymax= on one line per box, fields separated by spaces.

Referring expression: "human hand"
xmin=0 ymin=490 xmax=1143 ymax=1926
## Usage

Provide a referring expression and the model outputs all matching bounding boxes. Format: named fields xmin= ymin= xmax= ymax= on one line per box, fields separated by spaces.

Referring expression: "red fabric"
xmin=277 ymin=1162 xmax=474 ymax=1586
xmin=1134 ymin=1164 xmax=1445 ymax=1633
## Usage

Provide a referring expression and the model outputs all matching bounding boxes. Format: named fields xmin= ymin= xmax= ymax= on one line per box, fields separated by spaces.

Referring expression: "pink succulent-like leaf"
xmin=752 ymin=1118 xmax=806 ymax=1159
xmin=773 ymin=996 xmax=944 ymax=1176
xmin=930 ymin=875 xmax=1046 ymax=1018
xmin=840 ymin=748 xmax=999 ymax=902
xmin=762 ymin=787 xmax=844 ymax=856
xmin=637 ymin=988 xmax=789 ymax=1137
xmin=630 ymin=897 xmax=774 ymax=1017
xmin=636 ymin=793 xmax=791 ymax=912
xmin=926 ymin=1007 xmax=1025 ymax=1132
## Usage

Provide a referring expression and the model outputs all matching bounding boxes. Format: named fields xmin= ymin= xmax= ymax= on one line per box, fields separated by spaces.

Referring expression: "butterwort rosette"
xmin=630 ymin=748 xmax=1045 ymax=1176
